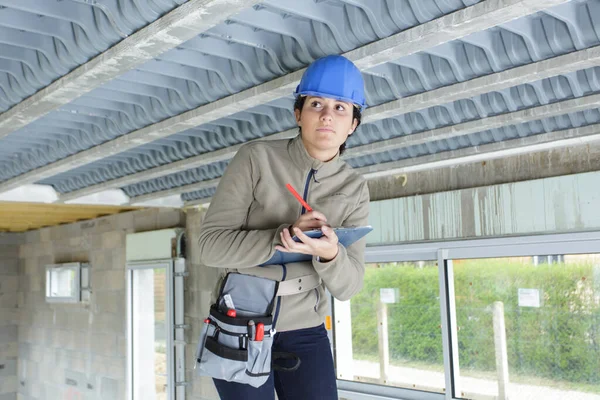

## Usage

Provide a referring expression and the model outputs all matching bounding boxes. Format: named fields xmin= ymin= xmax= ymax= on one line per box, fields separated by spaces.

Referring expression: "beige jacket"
xmin=197 ymin=135 xmax=370 ymax=331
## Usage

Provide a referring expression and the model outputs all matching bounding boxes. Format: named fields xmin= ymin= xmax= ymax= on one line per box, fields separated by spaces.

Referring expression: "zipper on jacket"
xmin=302 ymin=169 xmax=316 ymax=215
xmin=275 ymin=169 xmax=315 ymax=327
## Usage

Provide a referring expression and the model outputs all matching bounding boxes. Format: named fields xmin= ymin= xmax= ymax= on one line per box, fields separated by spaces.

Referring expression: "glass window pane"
xmin=452 ymin=254 xmax=600 ymax=400
xmin=336 ymin=261 xmax=445 ymax=393
xmin=47 ymin=268 xmax=77 ymax=297
xmin=132 ymin=268 xmax=168 ymax=400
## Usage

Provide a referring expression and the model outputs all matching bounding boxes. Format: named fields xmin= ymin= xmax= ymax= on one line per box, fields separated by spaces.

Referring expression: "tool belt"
xmin=194 ymin=272 xmax=321 ymax=387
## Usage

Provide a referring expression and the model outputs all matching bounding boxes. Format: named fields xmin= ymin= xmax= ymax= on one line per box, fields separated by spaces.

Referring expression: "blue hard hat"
xmin=294 ymin=55 xmax=366 ymax=110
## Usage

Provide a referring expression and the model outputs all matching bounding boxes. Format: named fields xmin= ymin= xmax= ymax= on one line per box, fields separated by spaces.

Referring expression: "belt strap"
xmin=276 ymin=273 xmax=321 ymax=296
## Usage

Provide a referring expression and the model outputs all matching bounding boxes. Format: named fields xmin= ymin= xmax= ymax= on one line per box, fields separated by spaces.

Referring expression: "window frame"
xmin=126 ymin=258 xmax=186 ymax=400
xmin=45 ymin=262 xmax=84 ymax=304
xmin=336 ymin=230 xmax=600 ymax=400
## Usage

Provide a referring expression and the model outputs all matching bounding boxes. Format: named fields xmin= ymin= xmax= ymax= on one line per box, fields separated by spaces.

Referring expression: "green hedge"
xmin=351 ymin=260 xmax=600 ymax=385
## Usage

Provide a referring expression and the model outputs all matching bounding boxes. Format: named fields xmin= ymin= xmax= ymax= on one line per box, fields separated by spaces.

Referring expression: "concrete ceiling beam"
xmin=0 ymin=0 xmax=569 ymax=194
xmin=0 ymin=0 xmax=262 ymax=140
xmin=55 ymin=43 xmax=600 ymax=202
xmin=135 ymin=123 xmax=600 ymax=205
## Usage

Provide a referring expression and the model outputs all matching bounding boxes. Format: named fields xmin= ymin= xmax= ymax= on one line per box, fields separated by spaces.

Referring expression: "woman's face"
xmin=294 ymin=96 xmax=358 ymax=161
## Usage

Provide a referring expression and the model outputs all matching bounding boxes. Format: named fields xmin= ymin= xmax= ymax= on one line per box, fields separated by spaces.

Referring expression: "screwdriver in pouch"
xmin=247 ymin=320 xmax=255 ymax=341
xmin=194 ymin=318 xmax=211 ymax=369
xmin=255 ymin=322 xmax=264 ymax=342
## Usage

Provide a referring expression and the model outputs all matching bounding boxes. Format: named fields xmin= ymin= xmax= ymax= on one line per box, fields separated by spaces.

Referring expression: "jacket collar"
xmin=288 ymin=134 xmax=343 ymax=177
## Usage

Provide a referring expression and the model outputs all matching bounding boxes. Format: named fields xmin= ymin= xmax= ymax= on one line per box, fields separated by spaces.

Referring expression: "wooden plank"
xmin=0 ymin=202 xmax=142 ymax=232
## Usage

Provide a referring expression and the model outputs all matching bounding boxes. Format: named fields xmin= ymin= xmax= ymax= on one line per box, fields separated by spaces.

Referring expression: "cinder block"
xmin=0 ymin=233 xmax=24 ymax=246
xmin=63 ymin=222 xmax=83 ymax=240
xmin=101 ymin=231 xmax=124 ymax=250
xmin=89 ymin=251 xmax=107 ymax=270
xmin=89 ymin=333 xmax=117 ymax=358
xmin=0 ymin=293 xmax=18 ymax=310
xmin=28 ymin=381 xmax=45 ymax=400
xmin=37 ymin=229 xmax=51 ymax=244
xmin=133 ymin=209 xmax=159 ymax=232
xmin=157 ymin=209 xmax=185 ymax=229
xmin=0 ymin=327 xmax=17 ymax=345
xmin=64 ymin=310 xmax=91 ymax=332
xmin=23 ymin=229 xmax=40 ymax=245
xmin=70 ymin=252 xmax=89 ymax=264
xmin=0 ymin=360 xmax=17 ymax=377
xmin=33 ymin=311 xmax=54 ymax=329
xmin=0 ymin=375 xmax=17 ymax=395
xmin=64 ymin=370 xmax=85 ymax=391
xmin=0 ymin=277 xmax=19 ymax=294
xmin=0 ymin=246 xmax=18 ymax=260
xmin=0 ymin=390 xmax=18 ymax=400
xmin=53 ymin=330 xmax=71 ymax=350
xmin=36 ymin=256 xmax=53 ymax=270
xmin=111 ymin=250 xmax=126 ymax=271
xmin=0 ymin=343 xmax=17 ymax=360
xmin=100 ymin=377 xmax=118 ymax=400
xmin=26 ymin=272 xmax=41 ymax=294
xmin=115 ymin=212 xmax=135 ymax=231
xmin=93 ymin=270 xmax=125 ymax=292
xmin=0 ymin=260 xmax=18 ymax=277
xmin=17 ymin=344 xmax=30 ymax=362
xmin=41 ymin=384 xmax=60 ymax=400
xmin=0 ymin=311 xmax=18 ymax=327
xmin=90 ymin=355 xmax=125 ymax=381
xmin=90 ymin=313 xmax=125 ymax=337
xmin=17 ymin=276 xmax=29 ymax=294
xmin=94 ymin=293 xmax=124 ymax=315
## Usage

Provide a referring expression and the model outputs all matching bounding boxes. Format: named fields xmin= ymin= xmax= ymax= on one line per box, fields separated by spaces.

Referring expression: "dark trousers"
xmin=213 ymin=324 xmax=338 ymax=400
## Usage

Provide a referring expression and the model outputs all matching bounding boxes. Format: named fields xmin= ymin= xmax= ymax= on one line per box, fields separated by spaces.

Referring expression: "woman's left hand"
xmin=276 ymin=225 xmax=339 ymax=262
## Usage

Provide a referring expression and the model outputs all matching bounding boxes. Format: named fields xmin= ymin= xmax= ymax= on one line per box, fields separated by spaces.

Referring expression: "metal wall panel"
xmin=367 ymin=170 xmax=600 ymax=245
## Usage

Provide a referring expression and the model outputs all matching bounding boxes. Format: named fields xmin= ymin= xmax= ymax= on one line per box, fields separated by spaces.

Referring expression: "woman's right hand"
xmin=288 ymin=211 xmax=329 ymax=236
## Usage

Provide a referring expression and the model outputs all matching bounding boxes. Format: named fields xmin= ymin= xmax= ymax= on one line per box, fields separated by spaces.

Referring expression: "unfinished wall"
xmin=0 ymin=233 xmax=22 ymax=400
xmin=16 ymin=208 xmax=184 ymax=400
xmin=184 ymin=208 xmax=220 ymax=400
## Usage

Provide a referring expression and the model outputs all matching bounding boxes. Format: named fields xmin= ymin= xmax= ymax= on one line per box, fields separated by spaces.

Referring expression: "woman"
xmin=197 ymin=54 xmax=370 ymax=400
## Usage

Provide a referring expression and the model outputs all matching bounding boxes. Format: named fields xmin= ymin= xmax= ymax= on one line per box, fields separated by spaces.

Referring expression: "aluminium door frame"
xmin=126 ymin=258 xmax=186 ymax=400
xmin=338 ymin=230 xmax=600 ymax=400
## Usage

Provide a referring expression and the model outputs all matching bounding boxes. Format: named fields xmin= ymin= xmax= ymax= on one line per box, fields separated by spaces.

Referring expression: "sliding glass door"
xmin=336 ymin=232 xmax=600 ymax=400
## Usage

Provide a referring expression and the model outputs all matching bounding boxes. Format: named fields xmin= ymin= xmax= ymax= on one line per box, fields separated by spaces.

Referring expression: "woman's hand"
xmin=276 ymin=221 xmax=339 ymax=262
xmin=287 ymin=211 xmax=328 ymax=234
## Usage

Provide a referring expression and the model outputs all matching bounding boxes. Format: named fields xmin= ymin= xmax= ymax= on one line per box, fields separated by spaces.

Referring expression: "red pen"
xmin=286 ymin=183 xmax=313 ymax=212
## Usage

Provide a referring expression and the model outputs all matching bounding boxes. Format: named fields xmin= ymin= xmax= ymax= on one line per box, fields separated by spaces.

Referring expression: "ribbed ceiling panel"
xmin=0 ymin=0 xmax=186 ymax=112
xmin=1 ymin=0 xmax=600 ymax=205
xmin=26 ymin=0 xmax=600 ymax=195
xmin=2 ymin=0 xmax=485 ymax=181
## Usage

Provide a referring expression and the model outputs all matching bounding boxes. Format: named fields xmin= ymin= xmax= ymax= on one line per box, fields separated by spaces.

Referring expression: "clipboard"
xmin=261 ymin=225 xmax=373 ymax=265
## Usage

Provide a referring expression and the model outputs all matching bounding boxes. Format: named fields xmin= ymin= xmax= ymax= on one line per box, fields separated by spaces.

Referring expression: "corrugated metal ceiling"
xmin=1 ymin=0 xmax=599 ymax=205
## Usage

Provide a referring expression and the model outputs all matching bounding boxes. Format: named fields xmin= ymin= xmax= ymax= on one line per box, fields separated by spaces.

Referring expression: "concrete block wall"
xmin=15 ymin=208 xmax=184 ymax=400
xmin=0 ymin=233 xmax=22 ymax=400
xmin=184 ymin=208 xmax=221 ymax=400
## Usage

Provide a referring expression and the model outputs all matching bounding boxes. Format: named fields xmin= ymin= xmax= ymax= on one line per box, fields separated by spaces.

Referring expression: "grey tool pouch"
xmin=195 ymin=272 xmax=293 ymax=388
